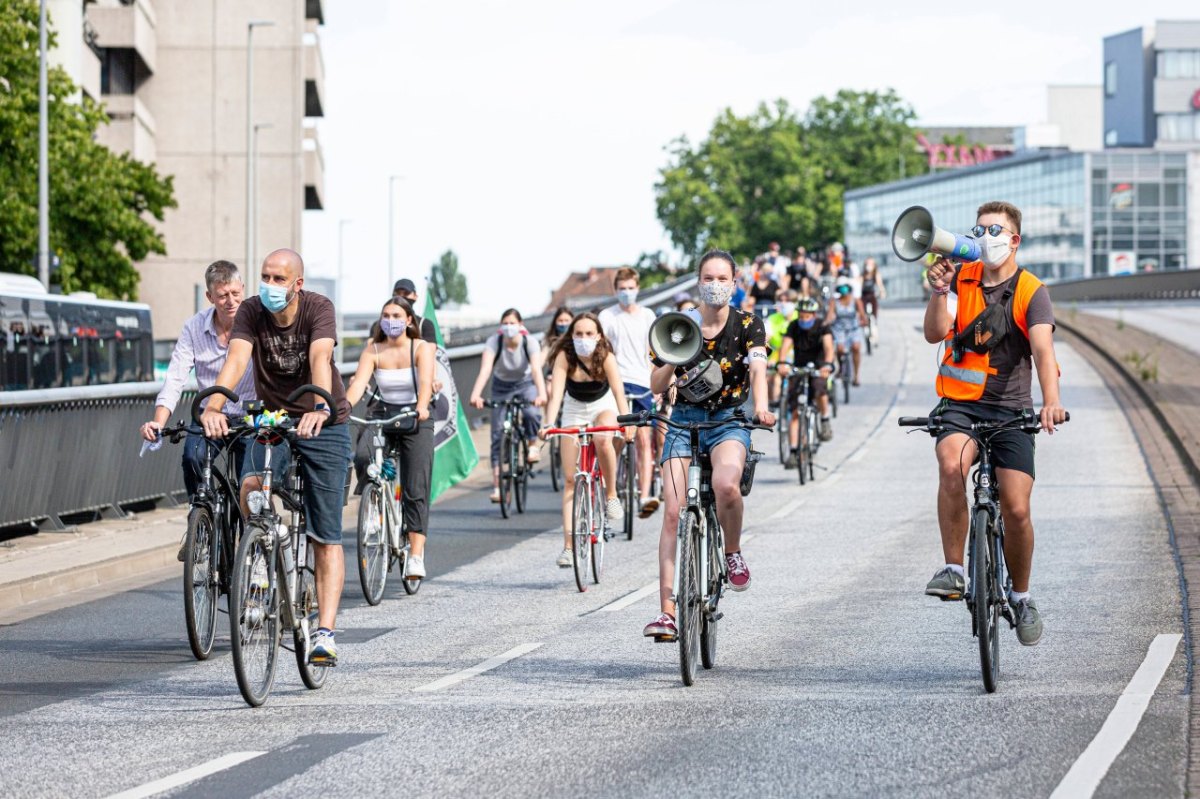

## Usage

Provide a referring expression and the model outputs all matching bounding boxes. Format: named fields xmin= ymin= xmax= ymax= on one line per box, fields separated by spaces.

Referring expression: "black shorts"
xmin=786 ymin=372 xmax=828 ymax=411
xmin=933 ymin=399 xmax=1036 ymax=479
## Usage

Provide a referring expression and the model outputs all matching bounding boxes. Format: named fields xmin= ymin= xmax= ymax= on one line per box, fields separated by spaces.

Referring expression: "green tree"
xmin=0 ymin=0 xmax=175 ymax=299
xmin=428 ymin=249 xmax=469 ymax=309
xmin=655 ymin=90 xmax=925 ymax=264
xmin=632 ymin=249 xmax=672 ymax=289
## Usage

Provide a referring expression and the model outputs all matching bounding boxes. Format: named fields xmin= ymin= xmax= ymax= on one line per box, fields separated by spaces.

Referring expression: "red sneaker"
xmin=726 ymin=551 xmax=751 ymax=592
xmin=642 ymin=613 xmax=677 ymax=641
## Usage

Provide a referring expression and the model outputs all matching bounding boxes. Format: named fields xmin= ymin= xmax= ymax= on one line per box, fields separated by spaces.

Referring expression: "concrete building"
xmin=50 ymin=0 xmax=327 ymax=339
xmin=1105 ymin=20 xmax=1200 ymax=148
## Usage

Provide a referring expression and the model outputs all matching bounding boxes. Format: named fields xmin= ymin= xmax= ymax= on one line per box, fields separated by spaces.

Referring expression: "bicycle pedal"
xmin=652 ymin=634 xmax=677 ymax=644
xmin=936 ymin=593 xmax=963 ymax=602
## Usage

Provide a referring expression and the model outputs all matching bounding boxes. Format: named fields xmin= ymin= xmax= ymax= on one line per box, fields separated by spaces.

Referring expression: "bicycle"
xmin=350 ymin=410 xmax=422 ymax=605
xmin=898 ymin=410 xmax=1068 ymax=693
xmin=619 ymin=410 xmax=771 ymax=686
xmin=617 ymin=387 xmax=656 ymax=539
xmin=835 ymin=344 xmax=853 ymax=405
xmin=785 ymin=363 xmax=825 ymax=486
xmin=484 ymin=396 xmax=533 ymax=519
xmin=543 ymin=424 xmax=621 ymax=592
xmin=162 ymin=388 xmax=249 ymax=661
xmin=228 ymin=383 xmax=337 ymax=707
xmin=774 ymin=367 xmax=791 ymax=466
xmin=549 ymin=430 xmax=563 ymax=493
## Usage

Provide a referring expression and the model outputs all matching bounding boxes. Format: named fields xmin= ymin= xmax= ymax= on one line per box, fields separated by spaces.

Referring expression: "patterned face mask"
xmin=699 ymin=281 xmax=733 ymax=308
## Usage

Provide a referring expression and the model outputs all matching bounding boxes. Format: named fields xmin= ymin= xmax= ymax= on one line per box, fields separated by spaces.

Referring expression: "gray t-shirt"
xmin=951 ymin=270 xmax=1055 ymax=408
xmin=487 ymin=333 xmax=541 ymax=384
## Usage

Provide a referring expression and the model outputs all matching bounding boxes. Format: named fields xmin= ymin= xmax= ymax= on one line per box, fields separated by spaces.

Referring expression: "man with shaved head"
xmin=202 ymin=248 xmax=352 ymax=667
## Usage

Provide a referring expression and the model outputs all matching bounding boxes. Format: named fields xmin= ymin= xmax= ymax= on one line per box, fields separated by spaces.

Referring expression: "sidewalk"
xmin=0 ymin=426 xmax=494 ymax=624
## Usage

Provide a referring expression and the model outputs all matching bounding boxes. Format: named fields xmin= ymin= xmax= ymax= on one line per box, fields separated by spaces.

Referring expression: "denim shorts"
xmin=242 ymin=422 xmax=352 ymax=545
xmin=623 ymin=383 xmax=654 ymax=415
xmin=660 ymin=404 xmax=751 ymax=464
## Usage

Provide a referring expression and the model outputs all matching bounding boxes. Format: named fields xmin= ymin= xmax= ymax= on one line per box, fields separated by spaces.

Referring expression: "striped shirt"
xmin=155 ymin=306 xmax=257 ymax=418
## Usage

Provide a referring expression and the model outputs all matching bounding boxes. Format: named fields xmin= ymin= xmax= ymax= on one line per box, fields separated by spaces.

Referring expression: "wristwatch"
xmin=314 ymin=402 xmax=331 ymax=416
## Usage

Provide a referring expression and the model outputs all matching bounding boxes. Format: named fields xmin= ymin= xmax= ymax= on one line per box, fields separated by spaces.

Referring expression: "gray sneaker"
xmin=1012 ymin=596 xmax=1043 ymax=646
xmin=925 ymin=567 xmax=965 ymax=600
xmin=819 ymin=419 xmax=833 ymax=442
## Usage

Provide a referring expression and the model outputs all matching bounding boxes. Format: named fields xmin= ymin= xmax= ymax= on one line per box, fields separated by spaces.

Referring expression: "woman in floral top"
xmin=642 ymin=250 xmax=775 ymax=643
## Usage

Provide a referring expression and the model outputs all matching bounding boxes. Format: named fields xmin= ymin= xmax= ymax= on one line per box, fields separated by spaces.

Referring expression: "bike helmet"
xmin=797 ymin=297 xmax=820 ymax=314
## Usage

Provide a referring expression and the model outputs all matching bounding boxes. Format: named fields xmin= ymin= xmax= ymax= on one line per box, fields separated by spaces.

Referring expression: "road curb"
xmin=1057 ymin=311 xmax=1200 ymax=795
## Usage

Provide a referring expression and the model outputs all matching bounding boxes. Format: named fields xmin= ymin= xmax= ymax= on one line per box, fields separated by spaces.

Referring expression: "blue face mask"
xmin=555 ymin=323 xmax=570 ymax=335
xmin=797 ymin=317 xmax=816 ymax=330
xmin=259 ymin=280 xmax=294 ymax=313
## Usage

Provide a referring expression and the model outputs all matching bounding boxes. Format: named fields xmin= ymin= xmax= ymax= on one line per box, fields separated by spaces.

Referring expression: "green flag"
xmin=423 ymin=293 xmax=479 ymax=500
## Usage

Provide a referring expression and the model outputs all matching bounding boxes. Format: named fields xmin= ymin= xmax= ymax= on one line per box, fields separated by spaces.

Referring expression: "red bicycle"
xmin=544 ymin=425 xmax=622 ymax=592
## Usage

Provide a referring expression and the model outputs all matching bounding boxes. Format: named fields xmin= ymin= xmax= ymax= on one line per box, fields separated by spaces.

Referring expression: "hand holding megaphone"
xmin=926 ymin=256 xmax=955 ymax=291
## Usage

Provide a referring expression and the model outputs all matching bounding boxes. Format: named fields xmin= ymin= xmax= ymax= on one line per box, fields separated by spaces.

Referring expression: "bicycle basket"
xmin=739 ymin=449 xmax=763 ymax=497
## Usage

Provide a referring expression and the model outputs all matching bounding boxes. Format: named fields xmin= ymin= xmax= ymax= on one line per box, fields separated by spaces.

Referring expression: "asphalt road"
xmin=1 ymin=309 xmax=1187 ymax=798
xmin=1082 ymin=300 xmax=1200 ymax=355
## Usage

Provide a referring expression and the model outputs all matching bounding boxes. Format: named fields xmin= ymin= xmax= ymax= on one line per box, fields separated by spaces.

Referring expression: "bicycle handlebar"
xmin=482 ymin=397 xmax=529 ymax=409
xmin=350 ymin=411 xmax=417 ymax=426
xmin=617 ymin=410 xmax=774 ymax=432
xmin=898 ymin=412 xmax=1070 ymax=435
xmin=191 ymin=385 xmax=240 ymax=425
xmin=543 ymin=425 xmax=624 ymax=438
xmin=286 ymin=383 xmax=335 ymax=410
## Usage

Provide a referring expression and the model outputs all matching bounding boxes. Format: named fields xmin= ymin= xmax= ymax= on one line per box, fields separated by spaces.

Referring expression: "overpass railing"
xmin=1047 ymin=269 xmax=1200 ymax=303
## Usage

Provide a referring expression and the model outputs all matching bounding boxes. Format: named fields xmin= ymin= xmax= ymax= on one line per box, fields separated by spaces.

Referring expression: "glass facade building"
xmin=843 ymin=149 xmax=1193 ymax=300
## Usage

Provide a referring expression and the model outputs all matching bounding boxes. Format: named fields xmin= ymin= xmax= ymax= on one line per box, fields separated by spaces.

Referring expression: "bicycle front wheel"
xmin=183 ymin=505 xmax=219 ymax=661
xmin=971 ymin=508 xmax=1000 ymax=693
xmin=621 ymin=443 xmax=636 ymax=541
xmin=549 ymin=435 xmax=562 ymax=493
xmin=294 ymin=540 xmax=328 ymax=690
xmin=229 ymin=523 xmax=279 ymax=707
xmin=777 ymin=402 xmax=790 ymax=465
xmin=676 ymin=510 xmax=702 ymax=686
xmin=356 ymin=482 xmax=388 ymax=606
xmin=499 ymin=432 xmax=513 ymax=519
xmin=515 ymin=437 xmax=529 ymax=514
xmin=571 ymin=479 xmax=592 ymax=592
xmin=591 ymin=481 xmax=606 ymax=584
xmin=796 ymin=412 xmax=809 ymax=486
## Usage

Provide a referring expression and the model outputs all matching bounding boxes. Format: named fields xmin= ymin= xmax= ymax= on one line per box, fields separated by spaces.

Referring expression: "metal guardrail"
xmin=1047 ymin=269 xmax=1200 ymax=303
xmin=0 ymin=277 xmax=703 ymax=532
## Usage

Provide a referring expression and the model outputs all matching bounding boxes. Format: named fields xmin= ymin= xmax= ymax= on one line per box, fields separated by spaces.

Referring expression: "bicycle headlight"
xmin=246 ymin=490 xmax=270 ymax=515
xmin=366 ymin=464 xmax=381 ymax=479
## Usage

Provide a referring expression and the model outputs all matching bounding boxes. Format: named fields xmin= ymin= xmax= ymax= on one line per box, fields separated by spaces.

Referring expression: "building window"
xmin=1104 ymin=61 xmax=1118 ymax=96
xmin=1157 ymin=50 xmax=1200 ymax=80
xmin=100 ymin=48 xmax=135 ymax=95
xmin=1158 ymin=113 xmax=1200 ymax=142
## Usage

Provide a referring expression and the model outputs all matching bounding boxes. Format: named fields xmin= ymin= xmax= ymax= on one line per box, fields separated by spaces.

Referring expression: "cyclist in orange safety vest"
xmin=921 ymin=200 xmax=1068 ymax=648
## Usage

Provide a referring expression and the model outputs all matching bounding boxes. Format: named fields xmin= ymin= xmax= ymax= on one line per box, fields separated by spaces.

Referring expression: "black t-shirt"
xmin=787 ymin=262 xmax=809 ymax=285
xmin=652 ymin=308 xmax=767 ymax=411
xmin=750 ymin=279 xmax=780 ymax=303
xmin=784 ymin=320 xmax=832 ymax=366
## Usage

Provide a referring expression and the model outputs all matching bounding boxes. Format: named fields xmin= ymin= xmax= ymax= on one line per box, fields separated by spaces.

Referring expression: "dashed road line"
xmin=597 ymin=582 xmax=658 ymax=612
xmin=1049 ymin=633 xmax=1183 ymax=799
xmin=414 ymin=643 xmax=544 ymax=692
xmin=105 ymin=752 xmax=266 ymax=799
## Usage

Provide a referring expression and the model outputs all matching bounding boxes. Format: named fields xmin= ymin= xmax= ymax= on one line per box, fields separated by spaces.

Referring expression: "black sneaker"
xmin=784 ymin=450 xmax=798 ymax=470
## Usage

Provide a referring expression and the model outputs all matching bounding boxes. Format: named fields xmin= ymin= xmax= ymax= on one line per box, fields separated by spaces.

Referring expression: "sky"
xmin=301 ymin=0 xmax=1198 ymax=317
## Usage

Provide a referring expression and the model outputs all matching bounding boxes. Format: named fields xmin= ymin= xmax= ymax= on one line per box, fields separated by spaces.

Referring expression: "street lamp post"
xmin=387 ymin=175 xmax=404 ymax=289
xmin=245 ymin=19 xmax=274 ymax=292
xmin=37 ymin=0 xmax=49 ymax=289
xmin=251 ymin=122 xmax=272 ymax=287
xmin=338 ymin=218 xmax=352 ymax=344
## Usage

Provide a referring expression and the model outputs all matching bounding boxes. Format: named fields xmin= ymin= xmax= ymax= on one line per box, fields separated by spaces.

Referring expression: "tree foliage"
xmin=0 ymin=0 xmax=175 ymax=299
xmin=428 ymin=249 xmax=469 ymax=309
xmin=655 ymin=90 xmax=925 ymax=265
xmin=632 ymin=249 xmax=672 ymax=289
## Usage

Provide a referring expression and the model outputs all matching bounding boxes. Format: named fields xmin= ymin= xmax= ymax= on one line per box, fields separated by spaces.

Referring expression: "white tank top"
xmin=374 ymin=343 xmax=418 ymax=404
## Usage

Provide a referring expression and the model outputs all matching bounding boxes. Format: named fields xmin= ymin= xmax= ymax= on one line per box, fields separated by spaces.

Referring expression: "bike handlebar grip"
xmin=286 ymin=383 xmax=335 ymax=410
xmin=616 ymin=412 xmax=646 ymax=425
xmin=191 ymin=386 xmax=241 ymax=425
xmin=1064 ymin=411 xmax=1071 ymax=422
xmin=897 ymin=416 xmax=929 ymax=427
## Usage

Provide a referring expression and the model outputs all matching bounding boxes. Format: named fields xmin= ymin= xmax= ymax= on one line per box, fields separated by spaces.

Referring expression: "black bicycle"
xmin=228 ymin=384 xmax=338 ymax=707
xmin=783 ymin=363 xmax=825 ymax=486
xmin=620 ymin=410 xmax=771 ymax=686
xmin=484 ymin=396 xmax=533 ymax=518
xmin=899 ymin=410 xmax=1068 ymax=693
xmin=164 ymin=389 xmax=249 ymax=660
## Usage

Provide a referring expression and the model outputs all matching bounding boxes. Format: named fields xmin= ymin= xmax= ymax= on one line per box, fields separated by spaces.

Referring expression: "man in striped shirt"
xmin=140 ymin=261 xmax=257 ymax=557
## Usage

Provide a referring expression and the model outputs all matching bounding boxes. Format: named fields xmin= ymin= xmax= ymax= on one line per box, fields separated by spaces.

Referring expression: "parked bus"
xmin=0 ymin=273 xmax=154 ymax=391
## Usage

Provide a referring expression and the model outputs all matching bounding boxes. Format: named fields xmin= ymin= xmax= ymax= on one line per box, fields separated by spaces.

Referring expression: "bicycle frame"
xmin=247 ymin=430 xmax=309 ymax=637
xmin=967 ymin=433 xmax=1013 ymax=626
xmin=672 ymin=424 xmax=722 ymax=614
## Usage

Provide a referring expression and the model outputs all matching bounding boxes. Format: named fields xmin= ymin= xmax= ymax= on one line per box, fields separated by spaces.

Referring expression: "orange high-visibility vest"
xmin=936 ymin=262 xmax=1045 ymax=402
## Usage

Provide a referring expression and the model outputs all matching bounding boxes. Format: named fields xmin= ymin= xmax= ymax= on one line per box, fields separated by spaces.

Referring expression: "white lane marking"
xmin=104 ymin=752 xmax=266 ymax=799
xmin=1049 ymin=633 xmax=1182 ymax=799
xmin=769 ymin=497 xmax=806 ymax=520
xmin=598 ymin=582 xmax=658 ymax=612
xmin=414 ymin=643 xmax=543 ymax=692
xmin=848 ymin=446 xmax=869 ymax=463
xmin=824 ymin=473 xmax=842 ymax=486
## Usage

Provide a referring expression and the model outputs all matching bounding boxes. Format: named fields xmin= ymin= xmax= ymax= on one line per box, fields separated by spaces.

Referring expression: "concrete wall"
xmin=1047 ymin=85 xmax=1103 ymax=151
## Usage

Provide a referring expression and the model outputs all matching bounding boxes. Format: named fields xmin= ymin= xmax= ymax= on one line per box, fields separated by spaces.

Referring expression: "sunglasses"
xmin=971 ymin=224 xmax=1017 ymax=238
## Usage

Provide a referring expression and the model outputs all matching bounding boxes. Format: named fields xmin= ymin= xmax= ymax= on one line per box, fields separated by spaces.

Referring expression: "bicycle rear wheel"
xmin=700 ymin=511 xmax=721 ymax=670
xmin=591 ymin=480 xmax=606 ymax=584
xmin=294 ymin=540 xmax=328 ymax=690
xmin=515 ymin=437 xmax=529 ymax=514
xmin=230 ymin=523 xmax=279 ymax=707
xmin=550 ymin=435 xmax=562 ymax=493
xmin=841 ymin=354 xmax=852 ymax=404
xmin=356 ymin=482 xmax=388 ymax=605
xmin=971 ymin=508 xmax=1000 ymax=693
xmin=183 ymin=505 xmax=219 ymax=661
xmin=571 ymin=479 xmax=591 ymax=592
xmin=807 ymin=411 xmax=817 ymax=483
xmin=676 ymin=510 xmax=702 ymax=686
xmin=499 ymin=432 xmax=513 ymax=519
xmin=621 ymin=443 xmax=635 ymax=540
xmin=777 ymin=400 xmax=790 ymax=465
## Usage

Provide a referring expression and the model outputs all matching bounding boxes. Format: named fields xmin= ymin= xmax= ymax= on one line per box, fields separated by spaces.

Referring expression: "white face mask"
xmin=616 ymin=288 xmax=638 ymax=307
xmin=699 ymin=281 xmax=733 ymax=308
xmin=777 ymin=302 xmax=795 ymax=317
xmin=980 ymin=233 xmax=1012 ymax=268
xmin=573 ymin=337 xmax=597 ymax=357
xmin=501 ymin=323 xmax=521 ymax=339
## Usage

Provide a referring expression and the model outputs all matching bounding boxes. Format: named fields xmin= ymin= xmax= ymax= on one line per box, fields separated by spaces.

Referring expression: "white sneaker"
xmin=556 ymin=548 xmax=572 ymax=568
xmin=606 ymin=498 xmax=624 ymax=523
xmin=405 ymin=555 xmax=426 ymax=579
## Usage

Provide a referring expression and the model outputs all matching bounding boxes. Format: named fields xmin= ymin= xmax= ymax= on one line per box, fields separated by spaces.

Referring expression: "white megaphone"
xmin=648 ymin=311 xmax=703 ymax=366
xmin=891 ymin=205 xmax=981 ymax=263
